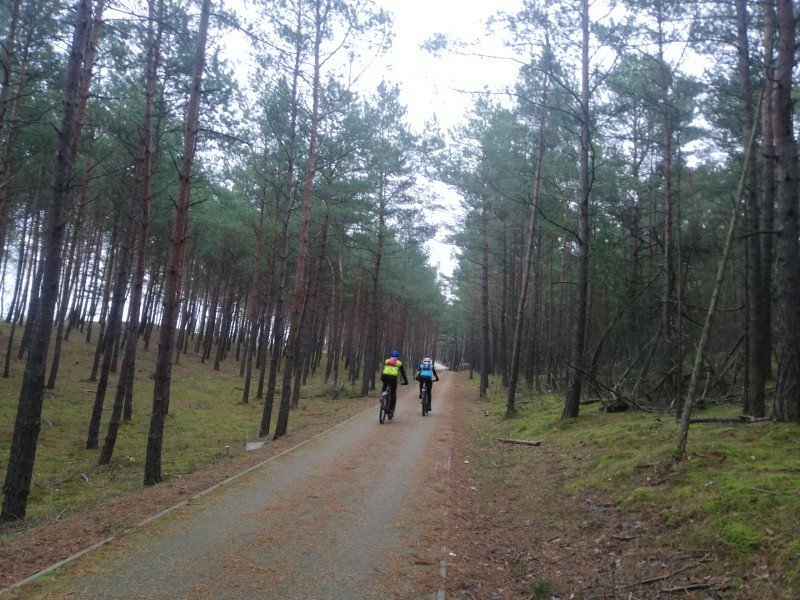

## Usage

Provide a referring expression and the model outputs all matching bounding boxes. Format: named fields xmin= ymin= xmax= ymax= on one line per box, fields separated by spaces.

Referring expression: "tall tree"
xmin=506 ymin=63 xmax=550 ymax=416
xmin=45 ymin=0 xmax=105 ymax=390
xmin=144 ymin=0 xmax=211 ymax=485
xmin=358 ymin=83 xmax=417 ymax=398
xmin=736 ymin=0 xmax=767 ymax=418
xmin=771 ymin=0 xmax=800 ymax=423
xmin=1 ymin=0 xmax=94 ymax=522
xmin=562 ymin=0 xmax=591 ymax=418
xmin=100 ymin=0 xmax=163 ymax=464
xmin=274 ymin=0 xmax=326 ymax=438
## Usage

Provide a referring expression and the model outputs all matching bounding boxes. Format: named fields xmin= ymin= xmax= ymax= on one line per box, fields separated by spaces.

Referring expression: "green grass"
xmin=478 ymin=375 xmax=800 ymax=595
xmin=0 ymin=323 xmax=366 ymax=531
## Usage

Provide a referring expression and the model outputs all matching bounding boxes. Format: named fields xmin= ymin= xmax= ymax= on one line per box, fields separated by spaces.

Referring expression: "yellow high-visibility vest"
xmin=382 ymin=358 xmax=402 ymax=377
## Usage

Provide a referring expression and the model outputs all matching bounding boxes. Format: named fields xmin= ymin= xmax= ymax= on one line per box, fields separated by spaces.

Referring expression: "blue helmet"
xmin=390 ymin=350 xmax=400 ymax=358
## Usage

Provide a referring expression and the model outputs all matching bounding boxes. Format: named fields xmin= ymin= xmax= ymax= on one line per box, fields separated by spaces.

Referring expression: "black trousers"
xmin=418 ymin=377 xmax=434 ymax=405
xmin=381 ymin=374 xmax=398 ymax=412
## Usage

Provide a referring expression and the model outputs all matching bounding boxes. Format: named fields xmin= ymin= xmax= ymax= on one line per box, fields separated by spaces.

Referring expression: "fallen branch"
xmin=749 ymin=487 xmax=800 ymax=497
xmin=689 ymin=415 xmax=771 ymax=424
xmin=660 ymin=581 xmax=721 ymax=593
xmin=497 ymin=438 xmax=542 ymax=447
xmin=624 ymin=555 xmax=710 ymax=587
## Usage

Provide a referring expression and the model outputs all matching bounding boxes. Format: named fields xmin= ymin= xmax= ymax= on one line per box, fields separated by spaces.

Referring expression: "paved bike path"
xmin=18 ymin=376 xmax=456 ymax=599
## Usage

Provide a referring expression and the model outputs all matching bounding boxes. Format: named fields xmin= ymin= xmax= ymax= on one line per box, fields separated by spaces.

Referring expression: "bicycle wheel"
xmin=379 ymin=394 xmax=388 ymax=424
xmin=422 ymin=388 xmax=429 ymax=416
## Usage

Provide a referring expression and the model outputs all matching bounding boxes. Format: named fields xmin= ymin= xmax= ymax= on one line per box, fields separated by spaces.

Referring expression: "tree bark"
xmin=563 ymin=0 xmax=591 ymax=419
xmin=771 ymin=0 xmax=800 ymax=423
xmin=676 ymin=91 xmax=761 ymax=459
xmin=242 ymin=193 xmax=266 ymax=405
xmin=760 ymin=0 xmax=776 ymax=382
xmin=507 ymin=79 xmax=548 ymax=417
xmin=479 ymin=205 xmax=491 ymax=397
xmin=1 ymin=0 xmax=93 ymax=522
xmin=99 ymin=0 xmax=161 ymax=463
xmin=275 ymin=0 xmax=326 ymax=438
xmin=736 ymin=0 xmax=767 ymax=418
xmin=144 ymin=0 xmax=211 ymax=486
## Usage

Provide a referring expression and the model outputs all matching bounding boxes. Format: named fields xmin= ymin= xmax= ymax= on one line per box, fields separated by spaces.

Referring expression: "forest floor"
xmin=2 ymin=371 xmax=797 ymax=598
xmin=442 ymin=378 xmax=796 ymax=599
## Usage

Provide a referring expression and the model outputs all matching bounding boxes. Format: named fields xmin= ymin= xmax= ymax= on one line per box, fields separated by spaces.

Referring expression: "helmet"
xmin=423 ymin=357 xmax=431 ymax=364
xmin=390 ymin=350 xmax=400 ymax=358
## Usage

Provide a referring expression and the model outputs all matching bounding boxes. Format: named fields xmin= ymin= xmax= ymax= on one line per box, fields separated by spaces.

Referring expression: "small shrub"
xmin=529 ymin=581 xmax=555 ymax=599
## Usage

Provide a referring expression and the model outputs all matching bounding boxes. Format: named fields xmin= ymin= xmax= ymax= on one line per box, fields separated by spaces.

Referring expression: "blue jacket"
xmin=417 ymin=362 xmax=438 ymax=379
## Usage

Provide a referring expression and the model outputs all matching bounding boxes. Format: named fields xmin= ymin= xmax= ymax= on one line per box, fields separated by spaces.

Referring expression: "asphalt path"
xmin=20 ymin=373 xmax=457 ymax=599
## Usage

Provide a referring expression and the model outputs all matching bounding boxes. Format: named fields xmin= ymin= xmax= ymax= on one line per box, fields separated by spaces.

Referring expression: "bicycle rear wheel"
xmin=421 ymin=388 xmax=429 ymax=416
xmin=379 ymin=394 xmax=388 ymax=423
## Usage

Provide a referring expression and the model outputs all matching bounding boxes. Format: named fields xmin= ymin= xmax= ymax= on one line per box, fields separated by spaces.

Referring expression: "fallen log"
xmin=498 ymin=438 xmax=542 ymax=447
xmin=689 ymin=415 xmax=771 ymax=424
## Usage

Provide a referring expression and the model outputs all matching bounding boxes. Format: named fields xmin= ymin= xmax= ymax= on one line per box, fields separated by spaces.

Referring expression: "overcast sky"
xmin=364 ymin=0 xmax=523 ymax=280
xmin=369 ymin=0 xmax=522 ymax=130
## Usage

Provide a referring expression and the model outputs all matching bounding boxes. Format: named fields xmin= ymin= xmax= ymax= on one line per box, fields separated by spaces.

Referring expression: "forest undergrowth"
xmin=446 ymin=374 xmax=799 ymax=599
xmin=0 ymin=322 xmax=366 ymax=536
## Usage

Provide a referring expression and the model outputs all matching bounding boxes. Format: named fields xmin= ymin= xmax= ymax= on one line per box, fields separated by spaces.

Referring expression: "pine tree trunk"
xmin=260 ymin=7 xmax=303 ymax=437
xmin=760 ymin=0 xmax=776 ymax=382
xmin=242 ymin=196 xmax=266 ymax=404
xmin=47 ymin=151 xmax=93 ymax=389
xmin=144 ymin=0 xmax=211 ymax=486
xmin=274 ymin=0 xmax=325 ymax=438
xmin=563 ymin=0 xmax=591 ymax=419
xmin=676 ymin=90 xmax=762 ymax=458
xmin=99 ymin=0 xmax=160 ymax=459
xmin=771 ymin=0 xmax=800 ymax=423
xmin=507 ymin=89 xmax=547 ymax=416
xmin=0 ymin=0 xmax=21 ymax=266
xmin=479 ymin=206 xmax=490 ymax=397
xmin=1 ymin=0 xmax=93 ymax=522
xmin=737 ymin=0 xmax=767 ymax=418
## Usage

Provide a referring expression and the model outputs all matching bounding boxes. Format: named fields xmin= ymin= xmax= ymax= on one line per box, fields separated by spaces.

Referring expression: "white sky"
xmin=369 ymin=0 xmax=521 ymax=130
xmin=367 ymin=0 xmax=524 ymax=279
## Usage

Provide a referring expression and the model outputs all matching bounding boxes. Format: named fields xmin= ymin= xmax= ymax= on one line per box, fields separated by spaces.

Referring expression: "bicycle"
xmin=378 ymin=381 xmax=407 ymax=423
xmin=421 ymin=380 xmax=430 ymax=416
xmin=379 ymin=389 xmax=392 ymax=423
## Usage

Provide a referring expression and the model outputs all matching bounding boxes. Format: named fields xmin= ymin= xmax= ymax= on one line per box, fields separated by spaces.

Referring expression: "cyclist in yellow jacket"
xmin=381 ymin=350 xmax=409 ymax=417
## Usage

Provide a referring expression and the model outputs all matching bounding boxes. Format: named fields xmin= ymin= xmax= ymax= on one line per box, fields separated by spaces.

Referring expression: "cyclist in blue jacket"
xmin=415 ymin=357 xmax=439 ymax=410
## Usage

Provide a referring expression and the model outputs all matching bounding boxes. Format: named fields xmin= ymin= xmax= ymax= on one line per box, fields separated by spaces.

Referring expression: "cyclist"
xmin=381 ymin=350 xmax=409 ymax=417
xmin=415 ymin=357 xmax=439 ymax=411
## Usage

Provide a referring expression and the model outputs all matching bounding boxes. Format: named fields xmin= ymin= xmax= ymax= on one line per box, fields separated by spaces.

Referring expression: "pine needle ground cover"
xmin=0 ymin=323 xmax=366 ymax=534
xmin=446 ymin=374 xmax=799 ymax=598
